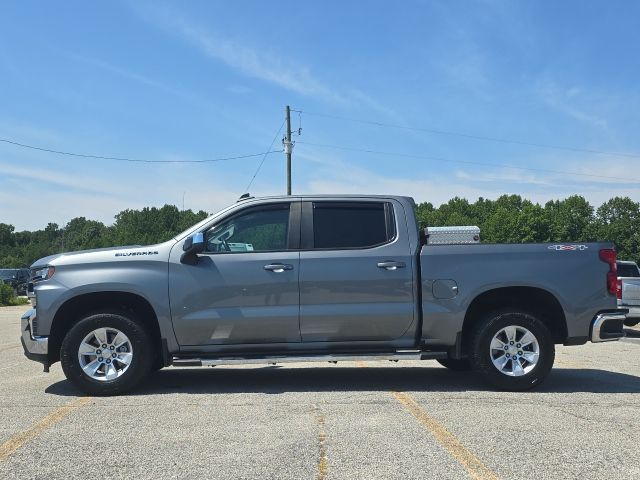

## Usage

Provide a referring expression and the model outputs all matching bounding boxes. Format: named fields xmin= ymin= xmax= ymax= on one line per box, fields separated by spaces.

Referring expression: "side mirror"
xmin=180 ymin=232 xmax=205 ymax=265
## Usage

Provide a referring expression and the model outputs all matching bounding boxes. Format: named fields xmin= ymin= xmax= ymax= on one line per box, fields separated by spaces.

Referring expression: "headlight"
xmin=34 ymin=267 xmax=46 ymax=279
xmin=45 ymin=266 xmax=55 ymax=280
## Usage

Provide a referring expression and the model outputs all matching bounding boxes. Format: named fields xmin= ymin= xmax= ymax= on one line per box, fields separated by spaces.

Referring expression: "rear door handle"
xmin=377 ymin=261 xmax=406 ymax=270
xmin=263 ymin=263 xmax=294 ymax=272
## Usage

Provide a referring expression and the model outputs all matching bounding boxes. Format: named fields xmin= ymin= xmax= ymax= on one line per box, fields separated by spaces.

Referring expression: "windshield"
xmin=618 ymin=263 xmax=640 ymax=277
xmin=0 ymin=269 xmax=18 ymax=280
xmin=173 ymin=202 xmax=244 ymax=241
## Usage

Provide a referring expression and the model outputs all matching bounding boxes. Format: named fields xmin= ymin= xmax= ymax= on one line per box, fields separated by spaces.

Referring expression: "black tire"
xmin=624 ymin=317 xmax=639 ymax=327
xmin=437 ymin=358 xmax=472 ymax=371
xmin=60 ymin=311 xmax=154 ymax=396
xmin=469 ymin=310 xmax=555 ymax=391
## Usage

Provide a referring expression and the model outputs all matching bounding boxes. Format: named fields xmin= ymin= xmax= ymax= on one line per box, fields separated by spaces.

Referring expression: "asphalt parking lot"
xmin=1 ymin=305 xmax=639 ymax=479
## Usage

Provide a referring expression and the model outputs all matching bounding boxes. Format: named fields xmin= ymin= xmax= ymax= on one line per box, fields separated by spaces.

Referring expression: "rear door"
xmin=299 ymin=199 xmax=416 ymax=342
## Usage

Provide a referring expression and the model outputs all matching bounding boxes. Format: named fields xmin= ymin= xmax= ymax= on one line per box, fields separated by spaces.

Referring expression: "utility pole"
xmin=284 ymin=105 xmax=293 ymax=195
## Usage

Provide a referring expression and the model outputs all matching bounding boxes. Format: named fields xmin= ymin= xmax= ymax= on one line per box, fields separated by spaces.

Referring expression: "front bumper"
xmin=20 ymin=309 xmax=50 ymax=371
xmin=590 ymin=311 xmax=627 ymax=342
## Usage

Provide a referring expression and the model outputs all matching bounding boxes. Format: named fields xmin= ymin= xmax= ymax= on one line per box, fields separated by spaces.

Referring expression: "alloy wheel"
xmin=489 ymin=325 xmax=540 ymax=377
xmin=77 ymin=327 xmax=134 ymax=381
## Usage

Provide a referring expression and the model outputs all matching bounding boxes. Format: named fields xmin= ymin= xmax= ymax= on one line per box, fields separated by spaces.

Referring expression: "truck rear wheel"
xmin=469 ymin=310 xmax=555 ymax=391
xmin=60 ymin=311 xmax=153 ymax=396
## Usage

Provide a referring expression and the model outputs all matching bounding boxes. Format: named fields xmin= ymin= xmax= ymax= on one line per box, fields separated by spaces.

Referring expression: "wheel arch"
xmin=48 ymin=291 xmax=163 ymax=365
xmin=461 ymin=286 xmax=567 ymax=351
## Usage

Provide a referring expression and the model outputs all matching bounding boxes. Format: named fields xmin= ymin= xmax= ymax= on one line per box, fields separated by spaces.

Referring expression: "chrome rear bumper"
xmin=591 ymin=312 xmax=626 ymax=343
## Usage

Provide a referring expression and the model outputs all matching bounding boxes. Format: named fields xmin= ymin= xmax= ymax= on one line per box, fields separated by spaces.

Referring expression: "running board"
xmin=171 ymin=350 xmax=447 ymax=367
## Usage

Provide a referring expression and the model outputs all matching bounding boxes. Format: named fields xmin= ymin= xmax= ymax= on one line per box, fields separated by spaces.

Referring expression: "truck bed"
xmin=419 ymin=242 xmax=617 ymax=347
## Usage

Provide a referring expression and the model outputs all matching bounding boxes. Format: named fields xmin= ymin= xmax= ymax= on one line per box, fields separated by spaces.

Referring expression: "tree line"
xmin=416 ymin=195 xmax=639 ymax=263
xmin=0 ymin=195 xmax=639 ymax=268
xmin=0 ymin=205 xmax=209 ymax=268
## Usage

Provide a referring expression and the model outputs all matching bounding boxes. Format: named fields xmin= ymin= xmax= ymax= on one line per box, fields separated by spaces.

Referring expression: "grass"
xmin=0 ymin=284 xmax=30 ymax=307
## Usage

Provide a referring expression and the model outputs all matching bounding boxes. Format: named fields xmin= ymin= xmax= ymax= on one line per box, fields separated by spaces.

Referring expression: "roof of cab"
xmin=238 ymin=194 xmax=415 ymax=203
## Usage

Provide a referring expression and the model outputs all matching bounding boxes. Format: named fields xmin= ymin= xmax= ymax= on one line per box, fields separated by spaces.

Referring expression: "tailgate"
xmin=620 ymin=278 xmax=640 ymax=305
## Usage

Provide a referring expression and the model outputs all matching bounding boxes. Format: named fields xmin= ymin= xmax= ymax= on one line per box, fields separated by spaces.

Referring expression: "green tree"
xmin=592 ymin=197 xmax=640 ymax=263
xmin=544 ymin=195 xmax=594 ymax=242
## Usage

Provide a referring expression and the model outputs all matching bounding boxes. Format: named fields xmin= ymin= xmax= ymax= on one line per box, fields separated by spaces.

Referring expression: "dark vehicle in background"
xmin=0 ymin=268 xmax=30 ymax=296
xmin=617 ymin=260 xmax=640 ymax=326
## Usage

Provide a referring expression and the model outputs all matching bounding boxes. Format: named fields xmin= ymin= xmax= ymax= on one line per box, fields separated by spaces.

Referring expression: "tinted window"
xmin=618 ymin=263 xmax=640 ymax=277
xmin=313 ymin=202 xmax=394 ymax=249
xmin=206 ymin=204 xmax=290 ymax=253
xmin=0 ymin=270 xmax=17 ymax=280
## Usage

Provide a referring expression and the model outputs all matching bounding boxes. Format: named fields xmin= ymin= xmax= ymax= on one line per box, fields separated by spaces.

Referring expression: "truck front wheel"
xmin=469 ymin=310 xmax=555 ymax=391
xmin=60 ymin=311 xmax=153 ymax=396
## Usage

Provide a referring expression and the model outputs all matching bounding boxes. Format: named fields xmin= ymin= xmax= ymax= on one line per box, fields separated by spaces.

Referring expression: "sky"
xmin=1 ymin=0 xmax=640 ymax=230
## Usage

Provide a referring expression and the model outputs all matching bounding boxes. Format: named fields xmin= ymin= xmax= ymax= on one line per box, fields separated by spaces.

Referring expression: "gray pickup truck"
xmin=21 ymin=195 xmax=626 ymax=395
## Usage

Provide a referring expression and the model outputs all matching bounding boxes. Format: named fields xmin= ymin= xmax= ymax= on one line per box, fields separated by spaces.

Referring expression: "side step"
xmin=172 ymin=350 xmax=447 ymax=367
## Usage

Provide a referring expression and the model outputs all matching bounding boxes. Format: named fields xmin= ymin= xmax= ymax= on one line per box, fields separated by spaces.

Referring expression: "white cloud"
xmin=0 ymin=134 xmax=299 ymax=231
xmin=536 ymin=79 xmax=610 ymax=131
xmin=454 ymin=169 xmax=554 ymax=186
xmin=149 ymin=14 xmax=344 ymax=103
xmin=134 ymin=6 xmax=405 ymax=113
xmin=0 ymin=184 xmax=236 ymax=232
xmin=0 ymin=162 xmax=123 ymax=194
xmin=4 ymin=145 xmax=640 ymax=232
xmin=0 ymin=118 xmax=64 ymax=144
xmin=294 ymin=145 xmax=640 ymax=209
xmin=61 ymin=51 xmax=226 ymax=114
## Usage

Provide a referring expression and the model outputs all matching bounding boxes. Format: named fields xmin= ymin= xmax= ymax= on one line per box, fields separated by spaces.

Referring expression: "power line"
xmin=298 ymin=110 xmax=640 ymax=160
xmin=244 ymin=119 xmax=286 ymax=192
xmin=0 ymin=138 xmax=282 ymax=164
xmin=297 ymin=140 xmax=640 ymax=184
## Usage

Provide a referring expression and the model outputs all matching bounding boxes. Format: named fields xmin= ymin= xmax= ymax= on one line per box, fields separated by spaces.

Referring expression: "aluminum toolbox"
xmin=424 ymin=226 xmax=480 ymax=245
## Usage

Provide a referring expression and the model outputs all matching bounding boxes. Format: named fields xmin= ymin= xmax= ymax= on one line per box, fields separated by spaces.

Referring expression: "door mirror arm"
xmin=181 ymin=232 xmax=205 ymax=265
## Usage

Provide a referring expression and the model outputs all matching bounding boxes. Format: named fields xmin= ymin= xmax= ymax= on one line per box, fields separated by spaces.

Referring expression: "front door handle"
xmin=263 ymin=263 xmax=294 ymax=273
xmin=377 ymin=261 xmax=406 ymax=270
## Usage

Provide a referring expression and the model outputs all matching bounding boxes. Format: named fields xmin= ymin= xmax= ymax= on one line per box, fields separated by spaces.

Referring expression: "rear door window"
xmin=312 ymin=201 xmax=395 ymax=249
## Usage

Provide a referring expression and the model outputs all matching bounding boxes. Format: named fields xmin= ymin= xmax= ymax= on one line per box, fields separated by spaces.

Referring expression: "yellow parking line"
xmin=392 ymin=392 xmax=499 ymax=480
xmin=356 ymin=361 xmax=499 ymax=480
xmin=0 ymin=397 xmax=91 ymax=462
xmin=311 ymin=404 xmax=328 ymax=480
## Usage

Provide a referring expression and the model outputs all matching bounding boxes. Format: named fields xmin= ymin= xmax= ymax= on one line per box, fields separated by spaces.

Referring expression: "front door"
xmin=169 ymin=201 xmax=301 ymax=346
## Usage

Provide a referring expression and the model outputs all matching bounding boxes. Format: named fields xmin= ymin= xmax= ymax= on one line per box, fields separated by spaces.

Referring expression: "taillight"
xmin=598 ymin=249 xmax=618 ymax=296
xmin=616 ymin=279 xmax=622 ymax=300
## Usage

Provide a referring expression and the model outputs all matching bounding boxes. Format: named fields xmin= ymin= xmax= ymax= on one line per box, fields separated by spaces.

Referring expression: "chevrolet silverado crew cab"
xmin=21 ymin=195 xmax=626 ymax=395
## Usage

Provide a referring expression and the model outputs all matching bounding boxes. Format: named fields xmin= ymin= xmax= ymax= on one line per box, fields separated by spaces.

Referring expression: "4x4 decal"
xmin=547 ymin=245 xmax=588 ymax=251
